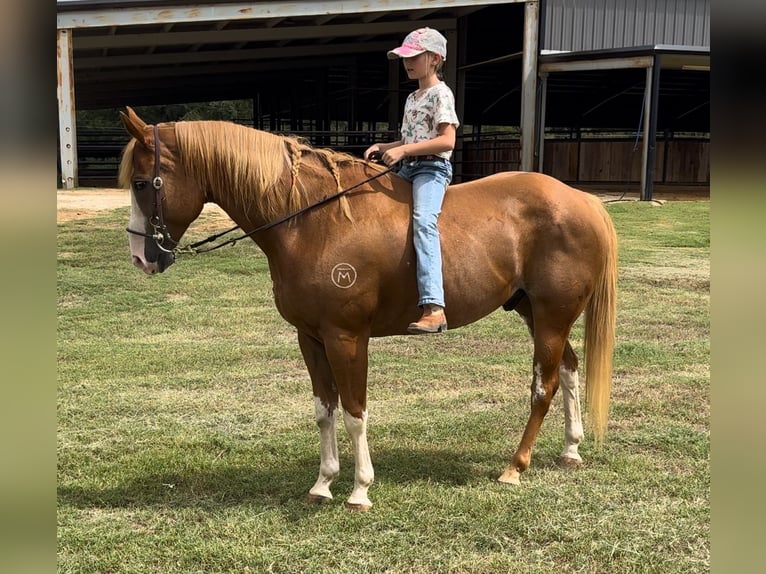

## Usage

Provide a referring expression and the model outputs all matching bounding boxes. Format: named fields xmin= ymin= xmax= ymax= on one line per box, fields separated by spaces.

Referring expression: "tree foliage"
xmin=76 ymin=100 xmax=254 ymax=128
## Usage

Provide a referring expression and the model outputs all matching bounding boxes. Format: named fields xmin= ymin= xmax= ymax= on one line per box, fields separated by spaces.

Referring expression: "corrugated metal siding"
xmin=543 ymin=0 xmax=710 ymax=51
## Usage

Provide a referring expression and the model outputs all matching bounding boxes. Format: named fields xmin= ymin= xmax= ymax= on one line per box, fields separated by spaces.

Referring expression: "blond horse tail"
xmin=583 ymin=203 xmax=618 ymax=447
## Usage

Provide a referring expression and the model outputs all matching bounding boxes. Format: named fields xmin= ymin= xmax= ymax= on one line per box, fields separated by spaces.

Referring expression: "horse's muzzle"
xmin=132 ymin=250 xmax=175 ymax=274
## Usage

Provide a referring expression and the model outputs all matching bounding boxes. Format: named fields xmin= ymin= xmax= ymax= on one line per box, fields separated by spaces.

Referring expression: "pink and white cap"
xmin=387 ymin=27 xmax=447 ymax=60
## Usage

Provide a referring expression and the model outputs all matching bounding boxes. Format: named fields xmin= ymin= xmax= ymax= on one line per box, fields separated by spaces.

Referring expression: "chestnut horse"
xmin=118 ymin=107 xmax=617 ymax=510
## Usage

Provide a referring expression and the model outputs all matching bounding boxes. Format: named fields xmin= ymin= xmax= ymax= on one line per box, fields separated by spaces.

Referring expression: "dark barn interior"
xmin=58 ymin=1 xmax=709 ymax=191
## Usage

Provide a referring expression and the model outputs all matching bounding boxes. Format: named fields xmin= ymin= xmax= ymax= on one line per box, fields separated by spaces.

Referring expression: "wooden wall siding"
xmin=662 ymin=139 xmax=709 ymax=182
xmin=461 ymin=141 xmax=521 ymax=179
xmin=543 ymin=140 xmax=579 ymax=181
xmin=464 ymin=139 xmax=709 ymax=184
xmin=577 ymin=140 xmax=648 ymax=182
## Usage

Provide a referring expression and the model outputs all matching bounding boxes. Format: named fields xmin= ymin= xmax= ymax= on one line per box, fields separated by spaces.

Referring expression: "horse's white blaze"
xmin=128 ymin=196 xmax=156 ymax=274
xmin=532 ymin=363 xmax=546 ymax=403
xmin=559 ymin=364 xmax=584 ymax=462
xmin=343 ymin=409 xmax=374 ymax=508
xmin=309 ymin=396 xmax=339 ymax=499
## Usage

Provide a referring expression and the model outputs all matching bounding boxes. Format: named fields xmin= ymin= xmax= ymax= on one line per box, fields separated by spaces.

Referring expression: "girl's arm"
xmin=381 ymin=124 xmax=456 ymax=165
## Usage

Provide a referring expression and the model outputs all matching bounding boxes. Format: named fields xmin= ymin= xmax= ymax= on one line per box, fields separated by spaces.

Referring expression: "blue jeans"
xmin=396 ymin=159 xmax=453 ymax=308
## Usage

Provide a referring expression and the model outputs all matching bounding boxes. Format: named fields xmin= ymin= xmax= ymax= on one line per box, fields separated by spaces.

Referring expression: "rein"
xmin=178 ymin=162 xmax=395 ymax=255
xmin=126 ymin=127 xmax=395 ymax=255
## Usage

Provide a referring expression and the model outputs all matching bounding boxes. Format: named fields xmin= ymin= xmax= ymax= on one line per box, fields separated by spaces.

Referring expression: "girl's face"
xmin=402 ymin=52 xmax=439 ymax=81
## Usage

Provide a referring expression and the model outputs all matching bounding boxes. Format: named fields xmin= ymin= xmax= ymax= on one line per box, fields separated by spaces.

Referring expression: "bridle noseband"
xmin=126 ymin=125 xmax=177 ymax=253
xmin=126 ymin=125 xmax=395 ymax=256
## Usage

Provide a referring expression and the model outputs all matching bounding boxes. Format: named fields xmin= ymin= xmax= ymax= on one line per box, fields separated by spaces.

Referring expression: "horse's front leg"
xmin=298 ymin=332 xmax=340 ymax=503
xmin=342 ymin=409 xmax=374 ymax=510
xmin=324 ymin=330 xmax=374 ymax=511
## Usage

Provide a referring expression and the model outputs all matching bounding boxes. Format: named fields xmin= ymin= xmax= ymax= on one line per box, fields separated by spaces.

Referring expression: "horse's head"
xmin=119 ymin=107 xmax=205 ymax=274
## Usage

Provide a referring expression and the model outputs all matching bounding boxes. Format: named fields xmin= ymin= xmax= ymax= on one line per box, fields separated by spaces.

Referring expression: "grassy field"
xmin=57 ymin=198 xmax=709 ymax=573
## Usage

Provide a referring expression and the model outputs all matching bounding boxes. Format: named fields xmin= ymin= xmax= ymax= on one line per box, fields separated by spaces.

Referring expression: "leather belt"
xmin=408 ymin=155 xmax=446 ymax=162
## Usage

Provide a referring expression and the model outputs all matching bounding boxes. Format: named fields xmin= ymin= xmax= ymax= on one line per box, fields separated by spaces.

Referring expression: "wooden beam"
xmin=57 ymin=29 xmax=78 ymax=189
xmin=73 ymin=19 xmax=456 ymax=50
xmin=58 ymin=0 xmax=522 ymax=29
xmin=74 ymin=41 xmax=398 ymax=70
xmin=540 ymin=56 xmax=654 ymax=73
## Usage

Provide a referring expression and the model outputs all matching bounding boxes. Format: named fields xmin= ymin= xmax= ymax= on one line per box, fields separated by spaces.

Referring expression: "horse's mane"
xmin=178 ymin=121 xmax=381 ymax=222
xmin=119 ymin=120 xmax=386 ymax=222
xmin=118 ymin=138 xmax=137 ymax=190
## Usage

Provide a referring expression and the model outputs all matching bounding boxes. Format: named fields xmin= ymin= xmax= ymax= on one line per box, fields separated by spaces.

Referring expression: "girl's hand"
xmin=363 ymin=144 xmax=380 ymax=160
xmin=382 ymin=146 xmax=407 ymax=166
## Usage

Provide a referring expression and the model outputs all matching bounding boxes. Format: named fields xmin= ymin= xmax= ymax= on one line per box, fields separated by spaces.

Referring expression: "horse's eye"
xmin=133 ymin=180 xmax=148 ymax=192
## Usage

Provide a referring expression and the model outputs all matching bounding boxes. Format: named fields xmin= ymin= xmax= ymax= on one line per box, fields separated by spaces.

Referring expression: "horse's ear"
xmin=119 ymin=107 xmax=148 ymax=143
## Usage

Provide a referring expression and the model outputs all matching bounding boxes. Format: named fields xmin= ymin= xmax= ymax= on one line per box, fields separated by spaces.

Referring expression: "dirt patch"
xmin=56 ymin=188 xmax=227 ymax=224
xmin=57 ymin=189 xmax=128 ymax=222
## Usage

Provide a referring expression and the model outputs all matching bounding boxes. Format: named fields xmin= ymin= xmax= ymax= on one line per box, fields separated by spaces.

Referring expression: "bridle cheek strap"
xmin=126 ymin=125 xmax=177 ymax=253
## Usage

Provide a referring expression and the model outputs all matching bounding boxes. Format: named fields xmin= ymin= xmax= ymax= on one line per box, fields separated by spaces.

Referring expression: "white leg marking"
xmin=342 ymin=409 xmax=374 ymax=508
xmin=309 ymin=396 xmax=339 ymax=500
xmin=532 ymin=363 xmax=546 ymax=403
xmin=559 ymin=364 xmax=584 ymax=462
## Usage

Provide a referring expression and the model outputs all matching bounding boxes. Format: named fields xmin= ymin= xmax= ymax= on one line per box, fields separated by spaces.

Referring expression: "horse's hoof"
xmin=344 ymin=501 xmax=372 ymax=512
xmin=557 ymin=456 xmax=583 ymax=470
xmin=497 ymin=469 xmax=521 ymax=485
xmin=306 ymin=493 xmax=332 ymax=505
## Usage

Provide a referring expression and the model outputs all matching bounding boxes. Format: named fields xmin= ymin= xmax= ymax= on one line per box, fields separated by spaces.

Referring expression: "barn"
xmin=57 ymin=0 xmax=709 ymax=200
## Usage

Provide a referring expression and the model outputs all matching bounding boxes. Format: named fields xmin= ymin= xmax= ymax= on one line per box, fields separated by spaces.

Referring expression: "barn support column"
xmin=387 ymin=59 xmax=399 ymax=134
xmin=349 ymin=64 xmax=358 ymax=132
xmin=520 ymin=1 xmax=540 ymax=172
xmin=57 ymin=28 xmax=78 ymax=189
xmin=444 ymin=28 xmax=458 ymax=97
xmin=445 ymin=26 xmax=463 ymax=182
xmin=641 ymin=55 xmax=661 ymax=201
xmin=316 ymin=72 xmax=329 ymax=146
xmin=536 ymin=71 xmax=548 ymax=173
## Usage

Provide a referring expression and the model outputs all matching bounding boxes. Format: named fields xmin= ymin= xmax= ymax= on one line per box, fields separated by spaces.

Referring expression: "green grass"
xmin=58 ymin=200 xmax=709 ymax=573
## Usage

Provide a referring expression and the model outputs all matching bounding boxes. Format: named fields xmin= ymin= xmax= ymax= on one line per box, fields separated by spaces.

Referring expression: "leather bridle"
xmin=125 ymin=125 xmax=177 ymax=253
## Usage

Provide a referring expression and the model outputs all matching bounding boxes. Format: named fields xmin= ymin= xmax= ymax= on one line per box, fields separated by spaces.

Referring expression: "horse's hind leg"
xmin=511 ymin=298 xmax=585 ymax=469
xmin=559 ymin=341 xmax=584 ymax=467
xmin=298 ymin=332 xmax=340 ymax=503
xmin=499 ymin=299 xmax=575 ymax=484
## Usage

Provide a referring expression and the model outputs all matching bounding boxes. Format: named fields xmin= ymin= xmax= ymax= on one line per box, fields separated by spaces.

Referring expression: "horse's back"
xmin=444 ymin=171 xmax=610 ymax=242
xmin=448 ymin=171 xmax=594 ymax=209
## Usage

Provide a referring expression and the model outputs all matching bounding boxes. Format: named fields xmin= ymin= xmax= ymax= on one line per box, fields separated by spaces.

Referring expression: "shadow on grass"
xmin=58 ymin=445 xmax=515 ymax=511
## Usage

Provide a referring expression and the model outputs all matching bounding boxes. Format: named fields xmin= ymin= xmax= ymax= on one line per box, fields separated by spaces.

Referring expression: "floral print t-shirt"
xmin=400 ymin=81 xmax=460 ymax=160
